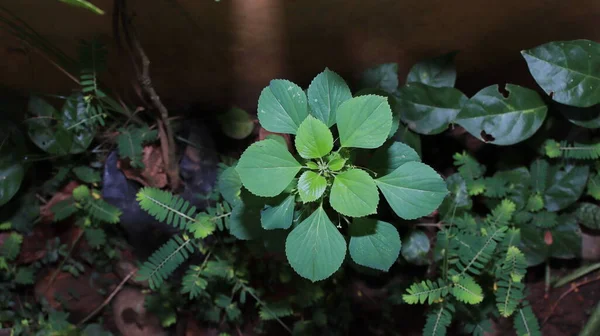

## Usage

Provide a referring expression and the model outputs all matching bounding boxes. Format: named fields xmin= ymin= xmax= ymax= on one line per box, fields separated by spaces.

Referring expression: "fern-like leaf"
xmin=453 ymin=152 xmax=486 ymax=181
xmin=51 ymin=198 xmax=78 ymax=222
xmin=137 ymin=187 xmax=198 ymax=229
xmin=587 ymin=173 xmax=600 ymax=201
xmin=1 ymin=232 xmax=22 ymax=261
xmin=575 ymin=202 xmax=600 ymax=230
xmin=495 ymin=247 xmax=527 ymax=317
xmin=526 ymin=194 xmax=544 ymax=212
xmin=450 ymin=276 xmax=483 ymax=304
xmin=84 ymin=228 xmax=106 ymax=249
xmin=532 ymin=211 xmax=558 ymax=229
xmin=259 ymin=301 xmax=294 ymax=321
xmin=514 ymin=302 xmax=541 ymax=336
xmin=483 ymin=177 xmax=509 ymax=198
xmin=485 ymin=199 xmax=516 ymax=228
xmin=137 ymin=235 xmax=195 ymax=290
xmin=423 ymin=304 xmax=454 ymax=336
xmin=15 ymin=267 xmax=35 ymax=285
xmin=451 ymin=227 xmax=507 ymax=277
xmin=543 ymin=139 xmax=600 ymax=160
xmin=181 ymin=265 xmax=208 ymax=299
xmin=404 ymin=278 xmax=450 ymax=304
xmin=83 ymin=199 xmax=121 ymax=224
xmin=117 ymin=126 xmax=158 ymax=168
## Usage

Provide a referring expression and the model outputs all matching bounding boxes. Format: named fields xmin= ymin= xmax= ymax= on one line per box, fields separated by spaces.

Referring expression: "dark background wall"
xmin=2 ymin=0 xmax=600 ymax=111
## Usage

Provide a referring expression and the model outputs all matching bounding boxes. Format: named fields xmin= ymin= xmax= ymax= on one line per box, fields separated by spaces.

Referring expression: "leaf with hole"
xmin=285 ymin=206 xmax=346 ymax=282
xmin=349 ymin=218 xmax=401 ymax=271
xmin=258 ymin=80 xmax=308 ymax=134
xmin=329 ymin=169 xmax=379 ymax=217
xmin=522 ymin=40 xmax=600 ymax=107
xmin=295 ymin=115 xmax=333 ymax=159
xmin=337 ymin=95 xmax=393 ymax=149
xmin=376 ymin=161 xmax=447 ymax=220
xmin=396 ymin=83 xmax=467 ymax=135
xmin=456 ymin=84 xmax=547 ymax=145
xmin=236 ymin=139 xmax=302 ymax=197
xmin=298 ymin=171 xmax=327 ymax=203
xmin=307 ymin=68 xmax=352 ymax=127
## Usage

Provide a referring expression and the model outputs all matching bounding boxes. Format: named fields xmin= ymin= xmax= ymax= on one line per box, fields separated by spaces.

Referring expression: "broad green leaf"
xmin=294 ymin=116 xmax=333 ymax=159
xmin=27 ymin=94 xmax=95 ymax=154
xmin=298 ymin=171 xmax=327 ymax=203
xmin=261 ymin=195 xmax=295 ymax=230
xmin=456 ymin=84 xmax=547 ymax=145
xmin=257 ymin=80 xmax=308 ymax=134
xmin=376 ymin=162 xmax=447 ymax=220
xmin=329 ymin=169 xmax=379 ymax=217
xmin=520 ymin=213 xmax=581 ymax=266
xmin=522 ymin=40 xmax=600 ymax=107
xmin=369 ymin=141 xmax=421 ymax=176
xmin=228 ymin=192 xmax=264 ymax=240
xmin=72 ymin=166 xmax=100 ymax=183
xmin=217 ymin=107 xmax=255 ymax=139
xmin=356 ymin=88 xmax=400 ymax=139
xmin=218 ymin=166 xmax=242 ymax=205
xmin=393 ymin=123 xmax=422 ymax=156
xmin=402 ymin=230 xmax=430 ymax=265
xmin=0 ymin=162 xmax=24 ymax=207
xmin=406 ymin=52 xmax=457 ymax=88
xmin=307 ymin=68 xmax=352 ymax=126
xmin=285 ymin=206 xmax=346 ymax=282
xmin=328 ymin=157 xmax=346 ymax=171
xmin=396 ymin=83 xmax=468 ymax=135
xmin=358 ymin=63 xmax=399 ymax=94
xmin=337 ymin=95 xmax=393 ymax=149
xmin=544 ymin=164 xmax=589 ymax=212
xmin=349 ymin=218 xmax=401 ymax=271
xmin=236 ymin=139 xmax=302 ymax=197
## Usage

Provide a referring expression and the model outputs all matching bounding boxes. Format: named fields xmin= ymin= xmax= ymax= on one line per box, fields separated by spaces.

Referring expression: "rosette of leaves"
xmin=233 ymin=68 xmax=448 ymax=282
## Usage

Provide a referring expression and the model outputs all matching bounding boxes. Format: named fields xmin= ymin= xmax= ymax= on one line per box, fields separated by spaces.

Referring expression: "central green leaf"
xmin=376 ymin=162 xmax=447 ymax=220
xmin=236 ymin=139 xmax=302 ymax=197
xmin=295 ymin=115 xmax=333 ymax=159
xmin=336 ymin=95 xmax=393 ymax=149
xmin=257 ymin=79 xmax=308 ymax=134
xmin=285 ymin=206 xmax=347 ymax=282
xmin=349 ymin=218 xmax=401 ymax=271
xmin=298 ymin=171 xmax=327 ymax=203
xmin=329 ymin=169 xmax=379 ymax=217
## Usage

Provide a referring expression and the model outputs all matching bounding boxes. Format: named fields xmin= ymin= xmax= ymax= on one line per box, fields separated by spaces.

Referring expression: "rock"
xmin=581 ymin=230 xmax=600 ymax=261
xmin=112 ymin=287 xmax=167 ymax=336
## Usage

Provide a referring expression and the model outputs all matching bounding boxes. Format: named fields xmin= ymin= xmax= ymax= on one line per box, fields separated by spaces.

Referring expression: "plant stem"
xmin=545 ymin=261 xmax=551 ymax=298
xmin=44 ymin=229 xmax=84 ymax=294
xmin=237 ymin=280 xmax=292 ymax=334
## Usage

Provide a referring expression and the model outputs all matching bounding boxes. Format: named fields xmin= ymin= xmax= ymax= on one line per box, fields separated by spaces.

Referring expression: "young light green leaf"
xmin=218 ymin=166 xmax=242 ymax=205
xmin=522 ymin=40 xmax=600 ymax=107
xmin=376 ymin=161 xmax=447 ymax=220
xmin=261 ymin=195 xmax=295 ymax=230
xmin=257 ymin=80 xmax=308 ymax=134
xmin=294 ymin=115 xmax=333 ymax=159
xmin=456 ymin=84 xmax=547 ymax=145
xmin=396 ymin=83 xmax=467 ymax=135
xmin=58 ymin=0 xmax=105 ymax=15
xmin=298 ymin=171 xmax=327 ymax=203
xmin=307 ymin=68 xmax=352 ymax=127
xmin=451 ymin=276 xmax=483 ymax=304
xmin=236 ymin=139 xmax=302 ymax=197
xmin=406 ymin=52 xmax=457 ymax=88
xmin=337 ymin=95 xmax=393 ymax=149
xmin=328 ymin=158 xmax=346 ymax=171
xmin=358 ymin=63 xmax=399 ymax=94
xmin=285 ymin=206 xmax=346 ymax=282
xmin=306 ymin=161 xmax=319 ymax=170
xmin=217 ymin=107 xmax=255 ymax=139
xmin=349 ymin=218 xmax=401 ymax=271
xmin=0 ymin=162 xmax=24 ymax=207
xmin=369 ymin=141 xmax=421 ymax=176
xmin=330 ymin=169 xmax=379 ymax=217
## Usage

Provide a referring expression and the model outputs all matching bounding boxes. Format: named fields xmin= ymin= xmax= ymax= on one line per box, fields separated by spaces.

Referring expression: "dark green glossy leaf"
xmin=456 ymin=84 xmax=547 ymax=145
xmin=555 ymin=103 xmax=600 ymax=129
xmin=522 ymin=40 xmax=600 ymax=107
xmin=0 ymin=162 xmax=24 ymax=207
xmin=406 ymin=52 xmax=457 ymax=88
xmin=307 ymin=68 xmax=352 ymax=127
xmin=544 ymin=164 xmax=589 ymax=212
xmin=358 ymin=63 xmax=398 ymax=94
xmin=229 ymin=192 xmax=264 ymax=240
xmin=396 ymin=83 xmax=467 ymax=135
xmin=520 ymin=213 xmax=581 ymax=266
